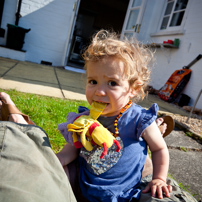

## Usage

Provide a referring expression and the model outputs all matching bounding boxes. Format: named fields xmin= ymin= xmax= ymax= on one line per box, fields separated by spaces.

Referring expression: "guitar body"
xmin=158 ymin=54 xmax=202 ymax=102
xmin=158 ymin=69 xmax=191 ymax=102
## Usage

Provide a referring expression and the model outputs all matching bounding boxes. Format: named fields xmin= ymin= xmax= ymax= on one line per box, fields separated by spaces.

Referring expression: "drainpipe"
xmin=15 ymin=0 xmax=22 ymax=25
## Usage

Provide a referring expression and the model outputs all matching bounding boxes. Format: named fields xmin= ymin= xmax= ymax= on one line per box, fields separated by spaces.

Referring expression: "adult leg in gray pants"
xmin=0 ymin=121 xmax=76 ymax=202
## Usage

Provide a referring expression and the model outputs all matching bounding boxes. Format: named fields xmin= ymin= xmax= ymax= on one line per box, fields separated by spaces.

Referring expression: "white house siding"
xmin=19 ymin=0 xmax=75 ymax=66
xmin=138 ymin=0 xmax=202 ymax=110
xmin=0 ymin=0 xmax=75 ymax=66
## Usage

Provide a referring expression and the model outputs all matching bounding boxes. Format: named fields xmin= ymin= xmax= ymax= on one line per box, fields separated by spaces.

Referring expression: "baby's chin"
xmin=101 ymin=109 xmax=120 ymax=117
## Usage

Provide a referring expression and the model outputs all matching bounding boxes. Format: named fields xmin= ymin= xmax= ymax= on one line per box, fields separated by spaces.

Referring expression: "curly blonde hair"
xmin=82 ymin=30 xmax=153 ymax=101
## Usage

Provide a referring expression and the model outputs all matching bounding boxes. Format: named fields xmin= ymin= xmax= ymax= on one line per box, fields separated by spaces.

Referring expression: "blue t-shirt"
xmin=78 ymin=103 xmax=158 ymax=202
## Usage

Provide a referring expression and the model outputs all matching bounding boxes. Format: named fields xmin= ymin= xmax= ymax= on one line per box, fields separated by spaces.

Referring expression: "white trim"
xmin=63 ymin=0 xmax=81 ymax=66
xmin=150 ymin=29 xmax=185 ymax=37
xmin=157 ymin=0 xmax=191 ymax=34
xmin=64 ymin=66 xmax=86 ymax=74
xmin=121 ymin=0 xmax=147 ymax=39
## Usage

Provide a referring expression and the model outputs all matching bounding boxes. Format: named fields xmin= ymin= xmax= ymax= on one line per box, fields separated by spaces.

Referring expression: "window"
xmin=160 ymin=0 xmax=189 ymax=31
xmin=121 ymin=0 xmax=147 ymax=40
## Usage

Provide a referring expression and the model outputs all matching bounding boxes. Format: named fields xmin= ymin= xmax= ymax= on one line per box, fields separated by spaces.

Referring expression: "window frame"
xmin=121 ymin=0 xmax=147 ymax=39
xmin=156 ymin=0 xmax=190 ymax=35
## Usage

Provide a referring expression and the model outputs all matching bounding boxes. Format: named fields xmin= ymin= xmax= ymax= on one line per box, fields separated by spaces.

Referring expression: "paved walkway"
xmin=165 ymin=128 xmax=202 ymax=201
xmin=0 ymin=57 xmax=86 ymax=100
xmin=0 ymin=57 xmax=201 ymax=201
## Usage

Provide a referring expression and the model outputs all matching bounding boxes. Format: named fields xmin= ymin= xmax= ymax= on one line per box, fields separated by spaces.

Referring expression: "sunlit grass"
xmin=0 ymin=89 xmax=90 ymax=153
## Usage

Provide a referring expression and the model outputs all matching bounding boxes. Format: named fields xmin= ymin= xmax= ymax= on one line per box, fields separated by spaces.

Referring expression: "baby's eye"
xmin=89 ymin=80 xmax=97 ymax=85
xmin=108 ymin=81 xmax=117 ymax=86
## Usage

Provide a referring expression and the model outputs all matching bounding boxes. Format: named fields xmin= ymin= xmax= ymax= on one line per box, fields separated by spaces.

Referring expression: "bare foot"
xmin=0 ymin=92 xmax=28 ymax=124
xmin=156 ymin=117 xmax=167 ymax=135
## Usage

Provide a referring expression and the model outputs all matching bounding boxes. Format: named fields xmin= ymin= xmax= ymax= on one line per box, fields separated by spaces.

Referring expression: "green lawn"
xmin=0 ymin=89 xmax=90 ymax=153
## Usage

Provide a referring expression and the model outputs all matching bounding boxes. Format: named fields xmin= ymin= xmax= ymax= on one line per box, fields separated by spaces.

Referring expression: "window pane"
xmin=132 ymin=0 xmax=142 ymax=7
xmin=174 ymin=0 xmax=188 ymax=11
xmin=170 ymin=11 xmax=185 ymax=26
xmin=165 ymin=2 xmax=174 ymax=15
xmin=160 ymin=17 xmax=169 ymax=30
xmin=126 ymin=9 xmax=140 ymax=30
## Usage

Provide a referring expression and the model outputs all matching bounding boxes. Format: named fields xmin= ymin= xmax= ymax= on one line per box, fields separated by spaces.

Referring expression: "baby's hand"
xmin=142 ymin=179 xmax=172 ymax=199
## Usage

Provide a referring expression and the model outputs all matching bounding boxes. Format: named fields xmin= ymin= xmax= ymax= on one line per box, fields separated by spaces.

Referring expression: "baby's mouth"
xmin=91 ymin=101 xmax=108 ymax=117
xmin=94 ymin=101 xmax=109 ymax=107
xmin=93 ymin=101 xmax=107 ymax=106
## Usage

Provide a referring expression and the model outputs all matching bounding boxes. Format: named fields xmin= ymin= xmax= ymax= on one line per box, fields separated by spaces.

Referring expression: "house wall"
xmin=21 ymin=0 xmax=75 ymax=66
xmin=139 ymin=0 xmax=202 ymax=110
xmin=0 ymin=0 xmax=75 ymax=66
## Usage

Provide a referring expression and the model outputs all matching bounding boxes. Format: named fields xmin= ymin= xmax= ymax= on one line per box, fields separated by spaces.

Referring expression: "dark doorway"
xmin=67 ymin=0 xmax=129 ymax=69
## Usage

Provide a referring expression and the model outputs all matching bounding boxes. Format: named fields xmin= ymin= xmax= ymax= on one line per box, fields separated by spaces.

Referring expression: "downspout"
xmin=15 ymin=0 xmax=22 ymax=25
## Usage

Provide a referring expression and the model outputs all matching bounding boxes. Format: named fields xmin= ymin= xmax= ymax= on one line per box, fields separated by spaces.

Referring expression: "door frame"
xmin=121 ymin=0 xmax=147 ymax=39
xmin=64 ymin=0 xmax=81 ymax=66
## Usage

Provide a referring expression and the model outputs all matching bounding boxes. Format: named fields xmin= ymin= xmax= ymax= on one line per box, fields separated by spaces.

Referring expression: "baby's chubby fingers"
xmin=142 ymin=182 xmax=152 ymax=193
xmin=152 ymin=184 xmax=170 ymax=199
xmin=167 ymin=184 xmax=172 ymax=193
xmin=156 ymin=186 xmax=163 ymax=199
xmin=142 ymin=179 xmax=172 ymax=199
xmin=162 ymin=186 xmax=171 ymax=198
xmin=151 ymin=185 xmax=157 ymax=198
xmin=142 ymin=183 xmax=162 ymax=198
xmin=142 ymin=181 xmax=158 ymax=197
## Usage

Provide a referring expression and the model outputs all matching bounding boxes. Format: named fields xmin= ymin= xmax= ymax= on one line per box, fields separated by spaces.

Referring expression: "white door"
xmin=64 ymin=0 xmax=81 ymax=65
xmin=121 ymin=0 xmax=147 ymax=40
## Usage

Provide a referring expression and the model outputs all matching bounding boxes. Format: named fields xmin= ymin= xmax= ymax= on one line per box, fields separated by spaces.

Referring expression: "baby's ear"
xmin=129 ymin=88 xmax=138 ymax=98
xmin=129 ymin=80 xmax=143 ymax=98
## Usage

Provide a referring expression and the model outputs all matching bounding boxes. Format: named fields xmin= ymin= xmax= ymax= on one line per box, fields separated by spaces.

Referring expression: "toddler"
xmin=57 ymin=30 xmax=171 ymax=202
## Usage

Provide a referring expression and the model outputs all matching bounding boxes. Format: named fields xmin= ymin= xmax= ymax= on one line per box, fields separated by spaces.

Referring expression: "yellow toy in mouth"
xmin=67 ymin=101 xmax=121 ymax=159
xmin=90 ymin=101 xmax=107 ymax=119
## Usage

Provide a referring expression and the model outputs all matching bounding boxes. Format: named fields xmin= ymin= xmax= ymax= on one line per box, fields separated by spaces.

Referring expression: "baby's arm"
xmin=56 ymin=143 xmax=79 ymax=167
xmin=142 ymin=121 xmax=172 ymax=199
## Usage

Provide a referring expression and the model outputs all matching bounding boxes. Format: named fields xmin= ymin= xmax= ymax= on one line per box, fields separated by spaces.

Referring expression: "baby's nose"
xmin=95 ymin=85 xmax=106 ymax=96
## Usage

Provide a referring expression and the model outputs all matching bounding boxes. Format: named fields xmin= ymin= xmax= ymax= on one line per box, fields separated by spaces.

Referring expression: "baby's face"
xmin=85 ymin=57 xmax=134 ymax=117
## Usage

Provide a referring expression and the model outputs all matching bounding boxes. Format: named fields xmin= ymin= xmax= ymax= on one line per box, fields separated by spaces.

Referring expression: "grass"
xmin=179 ymin=146 xmax=187 ymax=152
xmin=0 ymin=89 xmax=90 ymax=153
